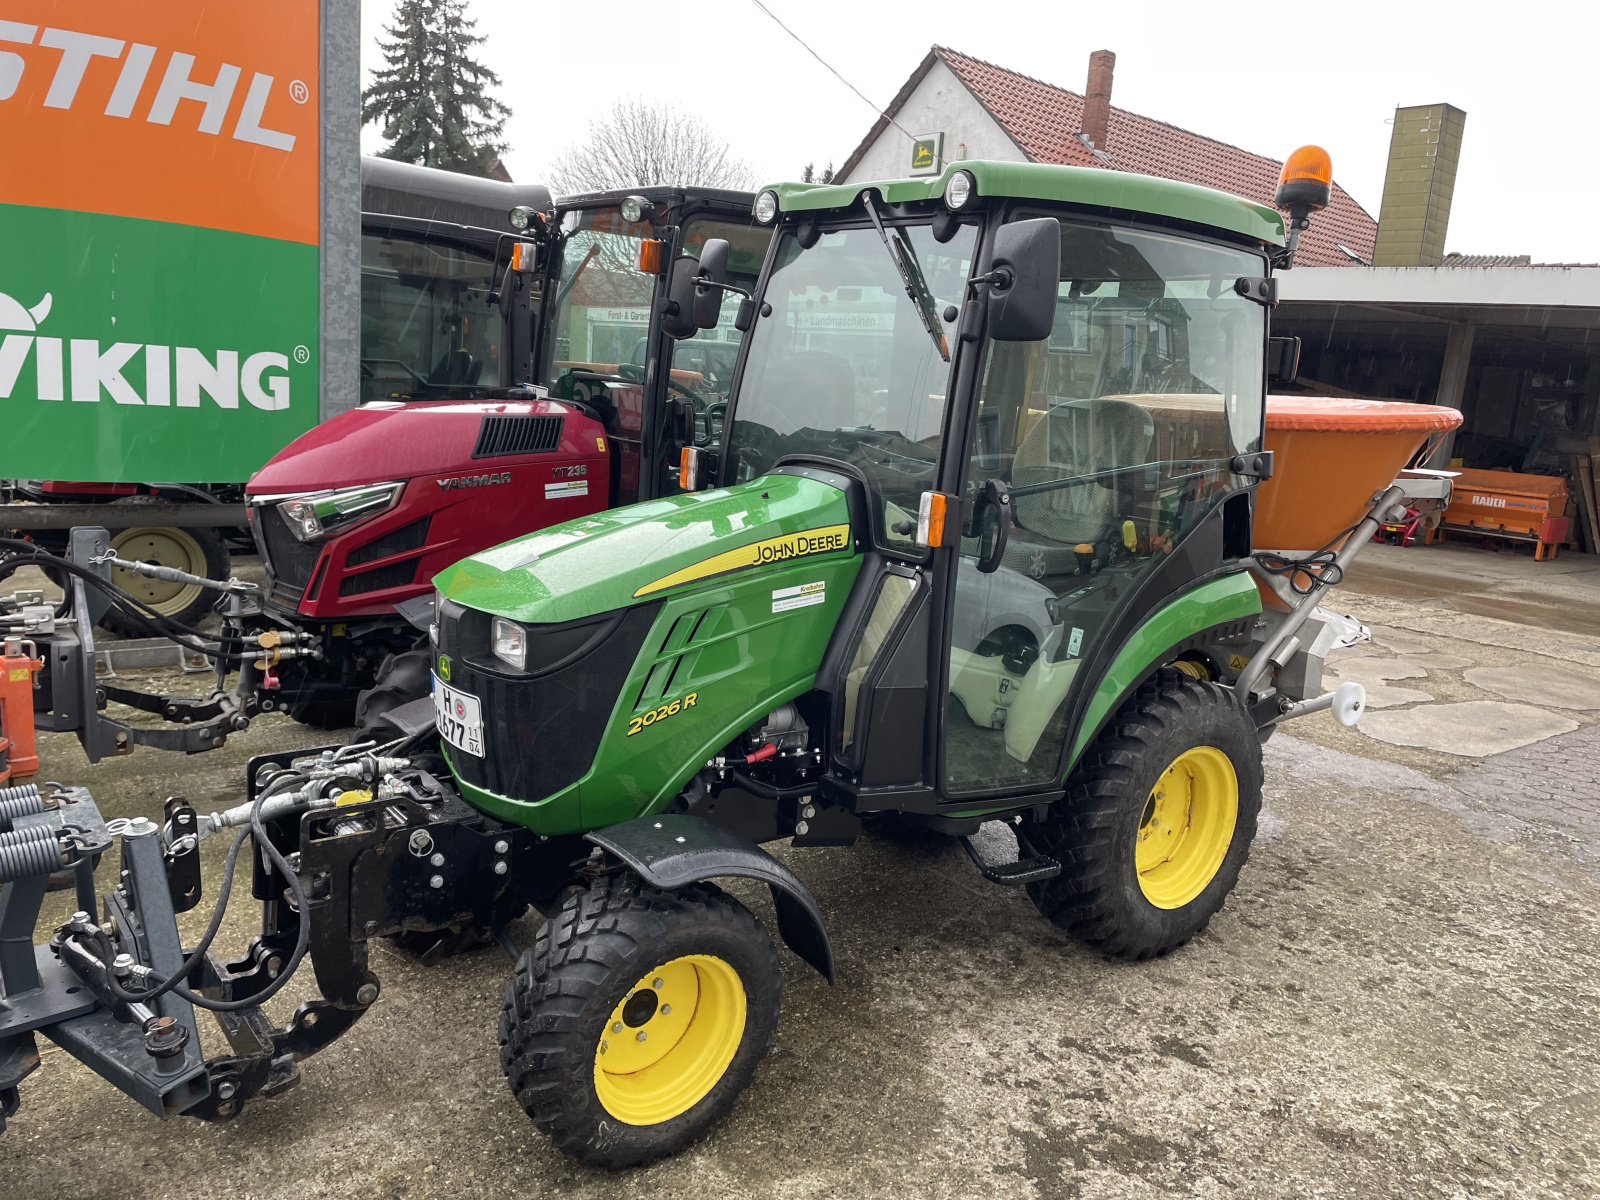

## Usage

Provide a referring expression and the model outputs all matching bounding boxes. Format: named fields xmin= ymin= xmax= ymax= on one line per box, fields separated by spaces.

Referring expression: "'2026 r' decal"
xmin=627 ymin=692 xmax=699 ymax=736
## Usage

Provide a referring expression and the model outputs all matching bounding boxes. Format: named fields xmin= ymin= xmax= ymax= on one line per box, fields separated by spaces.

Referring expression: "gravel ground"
xmin=2 ymin=543 xmax=1597 ymax=1199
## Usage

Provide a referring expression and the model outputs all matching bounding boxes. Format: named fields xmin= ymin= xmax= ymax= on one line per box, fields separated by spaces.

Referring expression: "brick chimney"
xmin=1081 ymin=50 xmax=1115 ymax=150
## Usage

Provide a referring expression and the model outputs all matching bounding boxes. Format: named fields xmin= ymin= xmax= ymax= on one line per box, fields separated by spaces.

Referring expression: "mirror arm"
xmin=700 ymin=278 xmax=752 ymax=300
xmin=966 ymin=266 xmax=1015 ymax=295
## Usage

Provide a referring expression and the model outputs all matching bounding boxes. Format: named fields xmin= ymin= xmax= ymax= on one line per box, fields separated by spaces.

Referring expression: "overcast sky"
xmin=360 ymin=0 xmax=1600 ymax=263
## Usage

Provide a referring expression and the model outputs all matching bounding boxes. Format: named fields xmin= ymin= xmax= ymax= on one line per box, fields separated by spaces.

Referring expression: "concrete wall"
xmin=840 ymin=59 xmax=1024 ymax=183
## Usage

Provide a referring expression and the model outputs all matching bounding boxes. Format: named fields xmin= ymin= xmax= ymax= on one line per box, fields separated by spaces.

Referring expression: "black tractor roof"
xmin=554 ymin=185 xmax=755 ymax=217
xmin=361 ymin=157 xmax=552 ymax=232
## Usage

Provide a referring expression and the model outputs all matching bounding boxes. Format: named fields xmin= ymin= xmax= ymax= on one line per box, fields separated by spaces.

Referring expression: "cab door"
xmin=937 ymin=216 xmax=1268 ymax=800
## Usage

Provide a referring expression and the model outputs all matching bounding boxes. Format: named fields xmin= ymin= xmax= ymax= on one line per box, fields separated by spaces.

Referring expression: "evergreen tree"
xmin=362 ymin=0 xmax=510 ymax=177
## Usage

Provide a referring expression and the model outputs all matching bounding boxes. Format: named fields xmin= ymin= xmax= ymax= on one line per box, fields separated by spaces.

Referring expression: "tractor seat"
xmin=748 ymin=350 xmax=858 ymax=432
xmin=1000 ymin=398 xmax=1153 ymax=580
xmin=429 ymin=348 xmax=482 ymax=387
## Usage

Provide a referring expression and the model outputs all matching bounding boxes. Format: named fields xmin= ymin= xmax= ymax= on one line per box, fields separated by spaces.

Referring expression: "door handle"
xmin=975 ymin=478 xmax=1012 ymax=574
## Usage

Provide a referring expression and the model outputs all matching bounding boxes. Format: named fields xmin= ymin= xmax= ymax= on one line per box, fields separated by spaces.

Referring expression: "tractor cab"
xmin=673 ymin=165 xmax=1279 ymax=811
xmin=534 ymin=186 xmax=769 ymax=504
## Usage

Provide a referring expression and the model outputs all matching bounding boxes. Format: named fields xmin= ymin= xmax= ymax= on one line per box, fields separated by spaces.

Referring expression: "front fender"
xmin=586 ymin=814 xmax=835 ymax=984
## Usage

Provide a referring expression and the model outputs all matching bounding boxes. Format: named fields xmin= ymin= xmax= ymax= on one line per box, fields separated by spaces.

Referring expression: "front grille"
xmin=439 ymin=600 xmax=660 ymax=801
xmin=473 ymin=414 xmax=564 ymax=459
xmin=339 ymin=559 xmax=418 ymax=597
xmin=254 ymin=505 xmax=321 ymax=609
xmin=347 ymin=516 xmax=431 ymax=566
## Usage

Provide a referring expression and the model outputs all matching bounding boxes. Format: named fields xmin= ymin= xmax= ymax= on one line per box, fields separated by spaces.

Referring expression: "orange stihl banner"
xmin=0 ymin=2 xmax=319 ymax=245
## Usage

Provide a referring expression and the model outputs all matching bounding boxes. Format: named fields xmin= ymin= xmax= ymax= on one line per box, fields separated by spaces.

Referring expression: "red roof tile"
xmin=840 ymin=48 xmax=1377 ymax=269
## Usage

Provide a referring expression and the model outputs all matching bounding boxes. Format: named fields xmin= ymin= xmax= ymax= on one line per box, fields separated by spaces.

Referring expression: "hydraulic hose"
xmin=91 ymin=773 xmax=316 ymax=1013
xmin=726 ymin=767 xmax=814 ymax=800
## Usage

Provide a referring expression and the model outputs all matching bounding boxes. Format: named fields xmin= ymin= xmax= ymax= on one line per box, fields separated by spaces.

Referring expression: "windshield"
xmin=726 ymin=220 xmax=977 ymax=554
xmin=360 ymin=233 xmax=503 ymax=403
xmin=539 ymin=206 xmax=766 ymax=405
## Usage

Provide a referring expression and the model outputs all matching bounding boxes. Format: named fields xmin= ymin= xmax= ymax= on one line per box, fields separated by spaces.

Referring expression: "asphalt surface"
xmin=2 ymin=543 xmax=1598 ymax=1199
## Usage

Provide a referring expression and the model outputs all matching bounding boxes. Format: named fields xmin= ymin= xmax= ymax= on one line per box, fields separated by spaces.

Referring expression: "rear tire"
xmin=353 ymin=647 xmax=431 ymax=742
xmin=499 ymin=874 xmax=780 ymax=1169
xmin=1025 ymin=678 xmax=1262 ymax=959
xmin=272 ymin=657 xmax=360 ymax=730
xmin=98 ymin=501 xmax=230 ymax=636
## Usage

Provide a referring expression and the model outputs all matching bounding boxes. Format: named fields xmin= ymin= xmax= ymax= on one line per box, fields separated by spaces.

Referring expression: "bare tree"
xmin=545 ymin=99 xmax=755 ymax=193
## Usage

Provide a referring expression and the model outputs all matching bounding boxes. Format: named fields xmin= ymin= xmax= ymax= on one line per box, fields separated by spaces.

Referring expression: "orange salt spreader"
xmin=1255 ymin=396 xmax=1464 ymax=553
xmin=1440 ymin=468 xmax=1571 ymax=561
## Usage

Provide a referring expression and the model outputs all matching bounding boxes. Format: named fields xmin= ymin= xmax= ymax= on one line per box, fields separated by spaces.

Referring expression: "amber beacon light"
xmin=1272 ymin=145 xmax=1333 ymax=268
xmin=1274 ymin=145 xmax=1333 ymax=213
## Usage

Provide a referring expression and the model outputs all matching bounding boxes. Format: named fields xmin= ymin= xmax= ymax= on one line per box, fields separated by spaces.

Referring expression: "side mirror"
xmin=661 ymin=238 xmax=735 ymax=340
xmin=694 ymin=238 xmax=732 ymax=329
xmin=1268 ymin=335 xmax=1301 ymax=384
xmin=985 ymin=218 xmax=1060 ymax=342
xmin=662 ymin=255 xmax=701 ymax=340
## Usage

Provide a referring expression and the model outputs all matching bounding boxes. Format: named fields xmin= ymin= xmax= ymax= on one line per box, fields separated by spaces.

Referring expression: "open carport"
xmin=1275 ymin=265 xmax=1600 ymax=475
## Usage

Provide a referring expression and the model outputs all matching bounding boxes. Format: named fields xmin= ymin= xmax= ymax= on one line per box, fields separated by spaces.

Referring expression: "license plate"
xmin=433 ymin=674 xmax=484 ymax=757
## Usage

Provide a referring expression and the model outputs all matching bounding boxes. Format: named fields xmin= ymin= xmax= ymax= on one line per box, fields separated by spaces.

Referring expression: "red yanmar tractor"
xmin=245 ymin=186 xmax=770 ymax=728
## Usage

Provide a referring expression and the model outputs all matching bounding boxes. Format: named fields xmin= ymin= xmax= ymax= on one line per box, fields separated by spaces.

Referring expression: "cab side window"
xmin=943 ymin=220 xmax=1265 ymax=794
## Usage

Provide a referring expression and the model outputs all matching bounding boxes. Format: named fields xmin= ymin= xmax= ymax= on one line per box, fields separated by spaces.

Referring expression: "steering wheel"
xmin=360 ymin=357 xmax=429 ymax=386
xmin=668 ymin=376 xmax=717 ymax=411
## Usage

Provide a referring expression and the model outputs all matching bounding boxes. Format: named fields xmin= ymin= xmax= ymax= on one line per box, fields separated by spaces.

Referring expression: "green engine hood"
xmin=433 ymin=471 xmax=856 ymax=623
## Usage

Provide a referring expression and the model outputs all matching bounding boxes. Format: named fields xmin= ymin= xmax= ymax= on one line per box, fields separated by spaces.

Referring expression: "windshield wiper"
xmin=860 ymin=192 xmax=949 ymax=363
xmin=549 ymin=240 xmax=602 ymax=315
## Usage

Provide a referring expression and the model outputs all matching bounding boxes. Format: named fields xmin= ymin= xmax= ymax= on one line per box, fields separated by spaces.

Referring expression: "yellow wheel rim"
xmin=593 ymin=954 xmax=746 ymax=1126
xmin=110 ymin=525 xmax=208 ymax=616
xmin=1135 ymin=746 xmax=1238 ymax=910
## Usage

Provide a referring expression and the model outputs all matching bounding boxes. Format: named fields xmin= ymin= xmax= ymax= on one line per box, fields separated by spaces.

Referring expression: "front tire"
xmin=1025 ymin=678 xmax=1262 ymax=959
xmin=499 ymin=874 xmax=780 ymax=1169
xmin=99 ymin=502 xmax=230 ymax=636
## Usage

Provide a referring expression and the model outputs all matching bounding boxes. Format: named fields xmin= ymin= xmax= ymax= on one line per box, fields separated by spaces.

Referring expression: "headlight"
xmin=944 ymin=170 xmax=976 ymax=211
xmin=620 ymin=194 xmax=655 ymax=224
xmin=491 ymin=616 xmax=526 ymax=669
xmin=276 ymin=482 xmax=403 ymax=543
xmin=753 ymin=189 xmax=779 ymax=224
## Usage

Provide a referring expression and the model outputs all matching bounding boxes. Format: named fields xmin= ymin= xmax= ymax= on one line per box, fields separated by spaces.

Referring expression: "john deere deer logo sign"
xmin=909 ymin=133 xmax=943 ymax=176
xmin=0 ymin=2 xmax=320 ymax=480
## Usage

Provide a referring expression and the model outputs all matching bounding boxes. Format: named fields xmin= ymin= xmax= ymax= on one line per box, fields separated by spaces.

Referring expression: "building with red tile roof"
xmin=837 ymin=47 xmax=1376 ymax=269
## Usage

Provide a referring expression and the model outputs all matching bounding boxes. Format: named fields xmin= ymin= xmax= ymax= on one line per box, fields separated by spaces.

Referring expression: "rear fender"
xmin=586 ymin=814 xmax=835 ymax=983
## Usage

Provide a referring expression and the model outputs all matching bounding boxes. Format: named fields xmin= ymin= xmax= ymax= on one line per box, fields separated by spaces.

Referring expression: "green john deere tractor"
xmin=12 ymin=152 xmax=1387 ymax=1165
xmin=418 ymin=155 xmax=1351 ymax=1163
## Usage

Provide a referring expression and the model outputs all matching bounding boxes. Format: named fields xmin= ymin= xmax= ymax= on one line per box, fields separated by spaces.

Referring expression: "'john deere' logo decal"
xmin=633 ymin=525 xmax=852 ymax=597
xmin=437 ymin=655 xmax=452 ymax=682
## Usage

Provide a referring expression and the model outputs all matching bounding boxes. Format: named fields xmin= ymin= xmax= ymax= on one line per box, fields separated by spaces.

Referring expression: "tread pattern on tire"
xmin=1026 ymin=676 xmax=1263 ymax=960
xmin=498 ymin=873 xmax=780 ymax=1169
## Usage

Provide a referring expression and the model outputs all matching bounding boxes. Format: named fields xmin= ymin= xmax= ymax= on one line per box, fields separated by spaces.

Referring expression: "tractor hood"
xmin=247 ymin=399 xmax=576 ymax=494
xmin=434 ymin=471 xmax=856 ymax=625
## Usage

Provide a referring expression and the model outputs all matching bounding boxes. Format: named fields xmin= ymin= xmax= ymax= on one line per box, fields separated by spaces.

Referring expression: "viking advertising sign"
xmin=0 ymin=3 xmax=327 ymax=480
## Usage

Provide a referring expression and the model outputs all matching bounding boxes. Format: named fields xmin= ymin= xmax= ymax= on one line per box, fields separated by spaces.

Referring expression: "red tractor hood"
xmin=248 ymin=399 xmax=575 ymax=494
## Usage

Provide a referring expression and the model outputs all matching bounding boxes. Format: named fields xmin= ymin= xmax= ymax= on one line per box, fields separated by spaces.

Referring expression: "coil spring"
xmin=0 ymin=784 xmax=45 ymax=835
xmin=0 ymin=824 xmax=65 ymax=884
